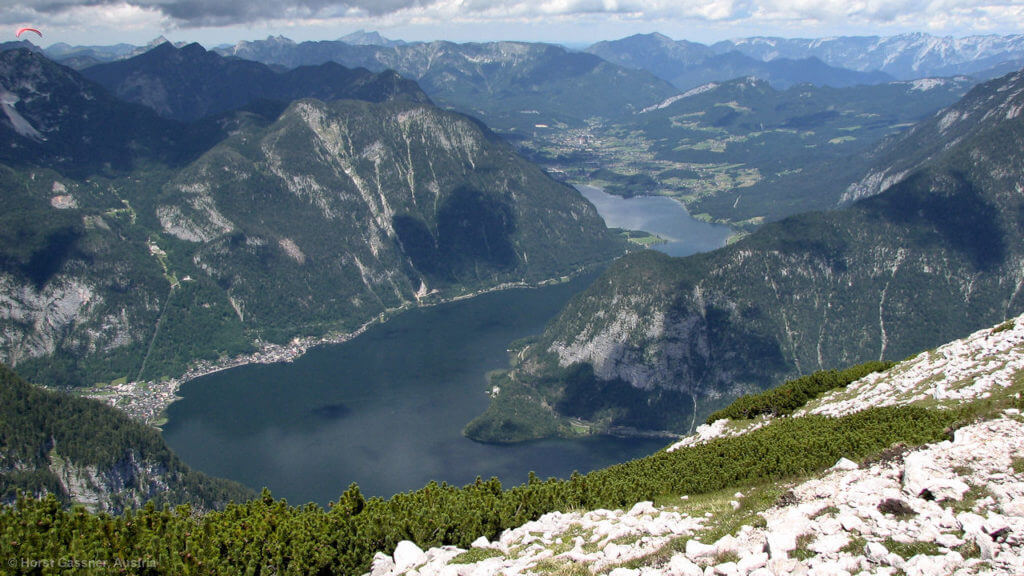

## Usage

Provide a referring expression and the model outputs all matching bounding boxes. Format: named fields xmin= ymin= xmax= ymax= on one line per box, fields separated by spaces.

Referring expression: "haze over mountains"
xmin=587 ymin=33 xmax=895 ymax=91
xmin=588 ymin=32 xmax=1024 ymax=90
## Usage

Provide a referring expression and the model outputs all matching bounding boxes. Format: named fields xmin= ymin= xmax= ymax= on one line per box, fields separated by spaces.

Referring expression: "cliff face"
xmin=469 ymin=70 xmax=1024 ymax=440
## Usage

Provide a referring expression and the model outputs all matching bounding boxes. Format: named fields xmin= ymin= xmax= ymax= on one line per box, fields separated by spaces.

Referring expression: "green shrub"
xmin=705 ymin=361 xmax=894 ymax=423
xmin=0 ymin=403 xmax=959 ymax=575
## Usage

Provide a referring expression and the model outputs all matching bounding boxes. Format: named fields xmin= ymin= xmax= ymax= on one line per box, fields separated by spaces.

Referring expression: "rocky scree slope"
xmin=374 ymin=315 xmax=1024 ymax=576
xmin=466 ymin=67 xmax=1024 ymax=442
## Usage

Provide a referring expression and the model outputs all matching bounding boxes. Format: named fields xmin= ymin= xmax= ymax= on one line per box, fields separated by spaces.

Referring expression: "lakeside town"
xmin=73 ymin=274 xmax=583 ymax=427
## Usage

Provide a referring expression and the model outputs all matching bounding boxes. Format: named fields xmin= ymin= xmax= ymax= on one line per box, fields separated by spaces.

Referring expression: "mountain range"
xmin=466 ymin=66 xmax=1024 ymax=442
xmin=81 ymin=41 xmax=429 ymax=122
xmin=587 ymin=33 xmax=894 ymax=91
xmin=587 ymin=32 xmax=1024 ymax=91
xmin=2 ymin=30 xmax=1024 ymax=575
xmin=0 ymin=47 xmax=624 ymax=387
xmin=214 ymin=38 xmax=678 ymax=132
xmin=714 ymin=33 xmax=1024 ymax=80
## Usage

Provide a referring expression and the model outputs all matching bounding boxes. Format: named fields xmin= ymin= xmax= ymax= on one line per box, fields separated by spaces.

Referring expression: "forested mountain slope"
xmin=0 ymin=364 xmax=252 ymax=512
xmin=0 ymin=49 xmax=624 ymax=387
xmin=465 ymin=68 xmax=1024 ymax=442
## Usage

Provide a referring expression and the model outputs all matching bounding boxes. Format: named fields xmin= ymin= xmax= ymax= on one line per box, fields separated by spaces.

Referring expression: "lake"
xmin=162 ymin=274 xmax=669 ymax=504
xmin=576 ymin=185 xmax=733 ymax=257
xmin=161 ymin=185 xmax=732 ymax=506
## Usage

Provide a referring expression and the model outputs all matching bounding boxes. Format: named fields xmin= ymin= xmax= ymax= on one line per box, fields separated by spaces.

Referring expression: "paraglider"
xmin=15 ymin=27 xmax=42 ymax=39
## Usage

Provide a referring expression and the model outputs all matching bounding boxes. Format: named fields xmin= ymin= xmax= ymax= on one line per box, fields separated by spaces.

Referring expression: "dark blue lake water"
xmin=161 ymin=185 xmax=731 ymax=506
xmin=577 ymin=185 xmax=732 ymax=257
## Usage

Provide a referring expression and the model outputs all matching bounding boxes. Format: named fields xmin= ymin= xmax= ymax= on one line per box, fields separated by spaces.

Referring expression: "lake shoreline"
xmin=574 ymin=184 xmax=734 ymax=257
xmin=77 ymin=263 xmax=607 ymax=428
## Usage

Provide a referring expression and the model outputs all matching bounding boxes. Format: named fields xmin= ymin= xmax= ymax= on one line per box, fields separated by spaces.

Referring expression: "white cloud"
xmin=1 ymin=0 xmax=1022 ymax=45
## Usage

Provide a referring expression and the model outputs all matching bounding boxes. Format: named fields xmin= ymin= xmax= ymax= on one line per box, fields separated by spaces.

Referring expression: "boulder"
xmin=902 ymin=452 xmax=969 ymax=501
xmin=737 ymin=552 xmax=768 ymax=573
xmin=369 ymin=552 xmax=396 ymax=576
xmin=393 ymin=540 xmax=427 ymax=572
xmin=686 ymin=539 xmax=717 ymax=558
xmin=713 ymin=562 xmax=738 ymax=576
xmin=628 ymin=501 xmax=657 ymax=516
xmin=864 ymin=542 xmax=889 ymax=564
xmin=764 ymin=508 xmax=810 ymax=558
xmin=667 ymin=554 xmax=704 ymax=576
xmin=809 ymin=533 xmax=849 ymax=555
xmin=831 ymin=458 xmax=859 ymax=471
xmin=902 ymin=551 xmax=964 ymax=576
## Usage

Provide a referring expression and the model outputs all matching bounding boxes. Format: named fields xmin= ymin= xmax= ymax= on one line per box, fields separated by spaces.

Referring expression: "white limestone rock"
xmin=902 ymin=451 xmax=970 ymax=501
xmin=764 ymin=508 xmax=810 ymax=558
xmin=370 ymin=552 xmax=395 ymax=576
xmin=393 ymin=540 xmax=427 ymax=572
xmin=686 ymin=539 xmax=717 ymax=558
xmin=667 ymin=554 xmax=704 ymax=576
xmin=736 ymin=552 xmax=768 ymax=573
xmin=831 ymin=458 xmax=859 ymax=472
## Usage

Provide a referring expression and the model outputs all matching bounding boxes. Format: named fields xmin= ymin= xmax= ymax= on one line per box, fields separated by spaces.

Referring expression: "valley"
xmin=515 ymin=77 xmax=972 ymax=228
xmin=2 ymin=23 xmax=1024 ymax=576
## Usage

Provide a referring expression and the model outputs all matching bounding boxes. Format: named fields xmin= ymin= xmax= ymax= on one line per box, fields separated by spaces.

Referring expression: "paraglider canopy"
xmin=16 ymin=28 xmax=42 ymax=39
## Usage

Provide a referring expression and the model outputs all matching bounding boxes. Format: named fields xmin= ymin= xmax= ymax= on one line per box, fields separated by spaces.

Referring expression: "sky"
xmin=2 ymin=0 xmax=1023 ymax=48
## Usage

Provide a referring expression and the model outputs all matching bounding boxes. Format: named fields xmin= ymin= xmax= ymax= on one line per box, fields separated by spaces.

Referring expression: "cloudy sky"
xmin=3 ymin=0 xmax=1023 ymax=48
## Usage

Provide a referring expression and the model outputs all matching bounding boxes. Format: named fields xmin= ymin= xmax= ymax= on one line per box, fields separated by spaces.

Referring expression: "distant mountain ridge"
xmin=465 ymin=66 xmax=1024 ymax=443
xmin=587 ymin=33 xmax=893 ymax=90
xmin=214 ymin=38 xmax=679 ymax=132
xmin=81 ymin=41 xmax=429 ymax=122
xmin=714 ymin=32 xmax=1024 ymax=80
xmin=337 ymin=29 xmax=406 ymax=47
